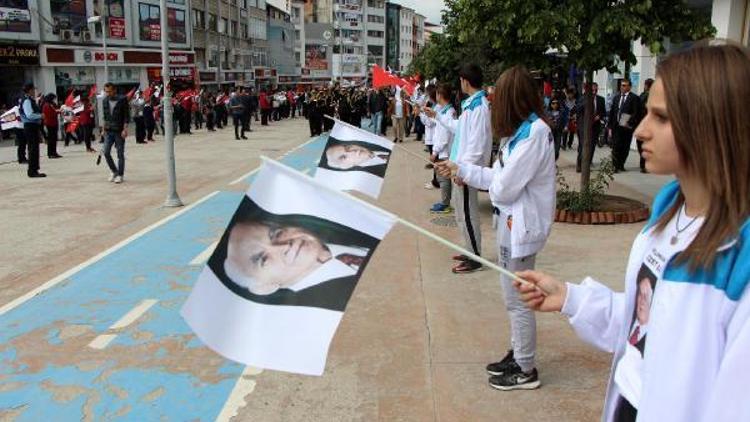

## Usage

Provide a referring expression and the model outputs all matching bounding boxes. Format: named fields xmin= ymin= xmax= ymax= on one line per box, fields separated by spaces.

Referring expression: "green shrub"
xmin=557 ymin=158 xmax=616 ymax=213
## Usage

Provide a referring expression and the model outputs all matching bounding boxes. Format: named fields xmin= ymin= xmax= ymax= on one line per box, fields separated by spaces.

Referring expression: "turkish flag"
xmin=372 ymin=64 xmax=401 ymax=89
xmin=88 ymin=85 xmax=97 ymax=99
xmin=66 ymin=116 xmax=80 ymax=133
xmin=126 ymin=87 xmax=138 ymax=100
xmin=64 ymin=89 xmax=75 ymax=107
xmin=143 ymin=86 xmax=154 ymax=102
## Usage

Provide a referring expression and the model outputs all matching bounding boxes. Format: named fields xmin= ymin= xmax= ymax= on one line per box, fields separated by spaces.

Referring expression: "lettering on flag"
xmin=181 ymin=159 xmax=396 ymax=376
xmin=314 ymin=121 xmax=395 ymax=199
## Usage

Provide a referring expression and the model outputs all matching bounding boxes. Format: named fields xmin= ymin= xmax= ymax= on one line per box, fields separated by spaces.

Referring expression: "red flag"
xmin=66 ymin=116 xmax=80 ymax=133
xmin=126 ymin=87 xmax=137 ymax=100
xmin=64 ymin=90 xmax=75 ymax=107
xmin=143 ymin=86 xmax=154 ymax=102
xmin=372 ymin=64 xmax=401 ymax=89
xmin=88 ymin=85 xmax=97 ymax=99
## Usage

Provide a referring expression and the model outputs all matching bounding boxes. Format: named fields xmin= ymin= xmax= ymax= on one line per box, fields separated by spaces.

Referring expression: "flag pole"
xmin=259 ymin=156 xmax=537 ymax=290
xmin=323 ymin=115 xmax=434 ymax=165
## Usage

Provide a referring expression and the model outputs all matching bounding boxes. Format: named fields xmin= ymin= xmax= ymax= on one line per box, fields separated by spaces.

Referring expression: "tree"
xmin=441 ymin=0 xmax=715 ymax=192
xmin=408 ymin=34 xmax=504 ymax=87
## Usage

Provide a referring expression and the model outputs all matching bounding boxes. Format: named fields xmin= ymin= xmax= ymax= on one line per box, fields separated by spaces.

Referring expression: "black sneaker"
xmin=486 ymin=350 xmax=516 ymax=376
xmin=489 ymin=366 xmax=540 ymax=391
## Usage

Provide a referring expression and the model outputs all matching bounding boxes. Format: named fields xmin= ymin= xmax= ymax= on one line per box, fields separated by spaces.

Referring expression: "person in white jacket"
xmin=435 ymin=65 xmax=556 ymax=390
xmin=425 ymin=64 xmax=493 ymax=274
xmin=514 ymin=44 xmax=750 ymax=421
xmin=418 ymin=85 xmax=439 ymax=189
xmin=428 ymin=84 xmax=456 ymax=214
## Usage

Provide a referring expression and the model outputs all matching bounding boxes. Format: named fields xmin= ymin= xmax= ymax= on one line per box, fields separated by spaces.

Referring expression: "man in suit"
xmin=218 ymin=213 xmax=372 ymax=312
xmin=576 ymin=82 xmax=607 ymax=172
xmin=608 ymin=78 xmax=643 ymax=172
xmin=324 ymin=141 xmax=390 ymax=171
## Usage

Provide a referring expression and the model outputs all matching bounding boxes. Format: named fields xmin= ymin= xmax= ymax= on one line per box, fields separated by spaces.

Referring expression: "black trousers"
xmin=23 ymin=123 xmax=41 ymax=175
xmin=45 ymin=125 xmax=59 ymax=157
xmin=134 ymin=117 xmax=146 ymax=143
xmin=194 ymin=111 xmax=203 ymax=129
xmin=15 ymin=128 xmax=27 ymax=163
xmin=206 ymin=112 xmax=215 ymax=130
xmin=612 ymin=127 xmax=634 ymax=170
xmin=261 ymin=109 xmax=270 ymax=125
xmin=232 ymin=114 xmax=244 ymax=138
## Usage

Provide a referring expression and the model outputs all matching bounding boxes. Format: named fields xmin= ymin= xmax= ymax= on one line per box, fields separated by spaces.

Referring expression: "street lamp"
xmin=160 ymin=0 xmax=182 ymax=207
xmin=87 ymin=14 xmax=108 ymax=83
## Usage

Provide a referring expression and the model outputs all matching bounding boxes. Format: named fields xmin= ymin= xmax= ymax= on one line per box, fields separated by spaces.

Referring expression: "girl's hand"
xmin=514 ymin=270 xmax=568 ymax=313
xmin=434 ymin=160 xmax=457 ymax=178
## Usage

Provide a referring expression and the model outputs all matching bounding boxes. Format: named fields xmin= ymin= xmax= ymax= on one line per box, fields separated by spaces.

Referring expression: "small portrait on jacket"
xmin=208 ymin=196 xmax=380 ymax=312
xmin=627 ymin=265 xmax=657 ymax=355
xmin=319 ymin=136 xmax=392 ymax=178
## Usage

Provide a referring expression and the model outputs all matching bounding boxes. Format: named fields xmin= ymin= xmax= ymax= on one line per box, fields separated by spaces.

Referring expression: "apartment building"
xmin=0 ymin=0 xmax=195 ymax=103
xmin=365 ymin=0 xmax=386 ymax=68
xmin=192 ymin=0 xmax=270 ymax=89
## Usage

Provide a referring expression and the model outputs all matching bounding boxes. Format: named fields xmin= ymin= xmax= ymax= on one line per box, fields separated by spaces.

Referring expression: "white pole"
xmin=102 ymin=6 xmax=108 ymax=83
xmin=161 ymin=0 xmax=182 ymax=207
xmin=258 ymin=155 xmax=536 ymax=288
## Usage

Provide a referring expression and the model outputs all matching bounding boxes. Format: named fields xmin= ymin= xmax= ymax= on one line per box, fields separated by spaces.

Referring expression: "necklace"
xmin=671 ymin=204 xmax=699 ymax=245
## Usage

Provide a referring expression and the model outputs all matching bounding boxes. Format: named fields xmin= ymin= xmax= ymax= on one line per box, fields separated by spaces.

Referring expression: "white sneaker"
xmin=424 ymin=182 xmax=436 ymax=190
xmin=108 ymin=173 xmax=117 ymax=182
xmin=114 ymin=175 xmax=123 ymax=184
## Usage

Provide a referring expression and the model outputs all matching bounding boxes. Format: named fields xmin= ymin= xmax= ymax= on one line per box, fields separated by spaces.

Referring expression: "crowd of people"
xmin=2 ymin=83 xmax=305 ymax=181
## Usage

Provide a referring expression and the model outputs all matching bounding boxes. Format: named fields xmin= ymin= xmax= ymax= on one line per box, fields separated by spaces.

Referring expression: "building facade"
xmin=412 ymin=12 xmax=424 ymax=62
xmin=365 ymin=0 xmax=386 ymax=68
xmin=267 ymin=2 xmax=297 ymax=84
xmin=192 ymin=0 xmax=270 ymax=90
xmin=385 ymin=1 xmax=400 ymax=72
xmin=398 ymin=5 xmax=413 ymax=72
xmin=0 ymin=0 xmax=195 ymax=103
xmin=332 ymin=0 xmax=367 ymax=81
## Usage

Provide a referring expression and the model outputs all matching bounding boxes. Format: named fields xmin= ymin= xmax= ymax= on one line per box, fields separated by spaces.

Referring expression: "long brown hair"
xmin=654 ymin=43 xmax=750 ymax=270
xmin=491 ymin=65 xmax=546 ymax=138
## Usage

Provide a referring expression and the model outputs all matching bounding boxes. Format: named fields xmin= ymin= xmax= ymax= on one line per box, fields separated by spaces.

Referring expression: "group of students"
xmin=403 ymin=43 xmax=749 ymax=421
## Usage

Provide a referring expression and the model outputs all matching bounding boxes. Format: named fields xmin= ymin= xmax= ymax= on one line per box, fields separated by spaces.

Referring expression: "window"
xmin=208 ymin=13 xmax=217 ymax=32
xmin=367 ymin=30 xmax=383 ymax=38
xmin=192 ymin=9 xmax=204 ymax=30
xmin=139 ymin=4 xmax=186 ymax=42
xmin=219 ymin=17 xmax=228 ymax=34
xmin=241 ymin=23 xmax=248 ymax=39
xmin=51 ymin=0 xmax=87 ymax=34
xmin=231 ymin=20 xmax=238 ymax=37
xmin=367 ymin=15 xmax=384 ymax=24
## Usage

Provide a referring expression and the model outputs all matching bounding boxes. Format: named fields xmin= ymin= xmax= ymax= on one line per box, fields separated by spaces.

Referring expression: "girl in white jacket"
xmin=515 ymin=44 xmax=750 ymax=422
xmin=436 ymin=65 xmax=556 ymax=391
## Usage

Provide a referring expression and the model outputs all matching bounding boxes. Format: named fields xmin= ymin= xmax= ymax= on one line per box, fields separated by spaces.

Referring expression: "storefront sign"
xmin=109 ymin=17 xmax=126 ymax=39
xmin=0 ymin=44 xmax=38 ymax=65
xmin=0 ymin=2 xmax=32 ymax=33
xmin=74 ymin=49 xmax=123 ymax=64
xmin=147 ymin=66 xmax=195 ymax=82
xmin=169 ymin=53 xmax=192 ymax=64
xmin=305 ymin=44 xmax=328 ymax=71
xmin=199 ymin=71 xmax=216 ymax=82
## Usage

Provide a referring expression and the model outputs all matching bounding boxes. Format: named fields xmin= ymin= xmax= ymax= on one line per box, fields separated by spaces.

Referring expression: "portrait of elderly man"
xmin=320 ymin=137 xmax=391 ymax=177
xmin=208 ymin=197 xmax=379 ymax=312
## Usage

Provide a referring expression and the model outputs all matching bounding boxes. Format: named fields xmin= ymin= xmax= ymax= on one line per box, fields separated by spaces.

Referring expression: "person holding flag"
xmin=425 ymin=64 xmax=493 ymax=274
xmin=435 ymin=65 xmax=556 ymax=391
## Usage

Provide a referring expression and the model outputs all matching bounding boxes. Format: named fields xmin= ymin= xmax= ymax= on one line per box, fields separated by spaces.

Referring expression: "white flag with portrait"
xmin=1 ymin=106 xmax=23 ymax=131
xmin=181 ymin=158 xmax=396 ymax=376
xmin=314 ymin=121 xmax=394 ymax=199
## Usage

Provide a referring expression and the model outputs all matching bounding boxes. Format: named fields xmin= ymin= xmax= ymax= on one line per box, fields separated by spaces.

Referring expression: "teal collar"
xmin=461 ymin=90 xmax=486 ymax=110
